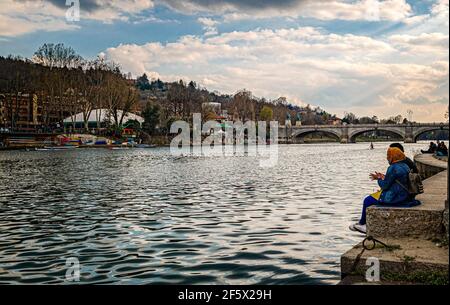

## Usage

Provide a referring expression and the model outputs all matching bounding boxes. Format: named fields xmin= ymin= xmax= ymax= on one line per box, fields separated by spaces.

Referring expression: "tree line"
xmin=0 ymin=43 xmax=138 ymax=132
xmin=2 ymin=42 xmax=446 ymax=140
xmin=0 ymin=44 xmax=338 ymax=137
xmin=342 ymin=112 xmax=415 ymax=125
xmin=136 ymin=73 xmax=341 ymax=136
xmin=4 ymin=43 xmax=419 ymax=140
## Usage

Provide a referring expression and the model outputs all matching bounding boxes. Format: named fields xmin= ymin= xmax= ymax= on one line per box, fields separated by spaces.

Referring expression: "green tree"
xmin=259 ymin=106 xmax=273 ymax=122
xmin=124 ymin=119 xmax=141 ymax=131
xmin=393 ymin=115 xmax=403 ymax=124
xmin=136 ymin=73 xmax=150 ymax=90
xmin=343 ymin=112 xmax=358 ymax=124
xmin=142 ymin=103 xmax=161 ymax=135
xmin=359 ymin=116 xmax=376 ymax=124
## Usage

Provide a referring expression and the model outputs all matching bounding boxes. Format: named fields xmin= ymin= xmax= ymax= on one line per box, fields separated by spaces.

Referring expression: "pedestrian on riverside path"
xmin=349 ymin=147 xmax=421 ymax=234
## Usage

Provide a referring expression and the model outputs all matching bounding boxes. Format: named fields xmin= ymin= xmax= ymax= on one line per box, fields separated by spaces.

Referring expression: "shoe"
xmin=349 ymin=223 xmax=367 ymax=234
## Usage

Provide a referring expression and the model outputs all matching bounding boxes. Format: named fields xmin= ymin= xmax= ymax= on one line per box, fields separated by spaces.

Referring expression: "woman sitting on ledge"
xmin=350 ymin=147 xmax=421 ymax=234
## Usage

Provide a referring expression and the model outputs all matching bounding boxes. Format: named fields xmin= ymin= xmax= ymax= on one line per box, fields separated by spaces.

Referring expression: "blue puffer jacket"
xmin=378 ymin=161 xmax=410 ymax=204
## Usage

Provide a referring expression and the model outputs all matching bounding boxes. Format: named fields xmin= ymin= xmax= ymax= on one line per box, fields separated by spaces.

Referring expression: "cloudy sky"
xmin=0 ymin=0 xmax=448 ymax=122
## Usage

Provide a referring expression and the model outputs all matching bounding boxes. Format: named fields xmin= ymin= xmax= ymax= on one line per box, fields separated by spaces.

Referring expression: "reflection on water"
xmin=0 ymin=142 xmax=429 ymax=284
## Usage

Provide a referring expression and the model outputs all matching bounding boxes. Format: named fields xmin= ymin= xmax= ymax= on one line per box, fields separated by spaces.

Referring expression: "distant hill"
xmin=134 ymin=73 xmax=341 ymax=126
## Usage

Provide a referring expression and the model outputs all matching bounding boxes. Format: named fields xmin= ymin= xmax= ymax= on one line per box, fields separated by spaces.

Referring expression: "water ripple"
xmin=0 ymin=143 xmax=427 ymax=284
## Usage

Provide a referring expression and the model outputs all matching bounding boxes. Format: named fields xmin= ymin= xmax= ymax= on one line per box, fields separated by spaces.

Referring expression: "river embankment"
xmin=340 ymin=153 xmax=449 ymax=285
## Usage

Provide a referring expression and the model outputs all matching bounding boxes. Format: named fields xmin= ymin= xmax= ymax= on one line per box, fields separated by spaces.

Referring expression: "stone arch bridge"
xmin=279 ymin=123 xmax=449 ymax=144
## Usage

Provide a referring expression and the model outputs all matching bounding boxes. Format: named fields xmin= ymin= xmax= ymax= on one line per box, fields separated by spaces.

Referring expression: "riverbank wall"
xmin=340 ymin=154 xmax=449 ymax=285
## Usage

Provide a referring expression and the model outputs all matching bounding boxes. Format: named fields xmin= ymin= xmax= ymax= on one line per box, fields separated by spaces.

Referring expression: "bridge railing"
xmin=288 ymin=122 xmax=448 ymax=128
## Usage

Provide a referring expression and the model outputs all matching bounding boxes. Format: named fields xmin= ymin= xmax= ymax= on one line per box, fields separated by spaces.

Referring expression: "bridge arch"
xmin=349 ymin=127 xmax=405 ymax=143
xmin=292 ymin=128 xmax=341 ymax=143
xmin=413 ymin=126 xmax=449 ymax=142
xmin=287 ymin=124 xmax=448 ymax=144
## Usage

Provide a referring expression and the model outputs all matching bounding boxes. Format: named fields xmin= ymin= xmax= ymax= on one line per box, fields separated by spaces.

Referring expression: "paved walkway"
xmin=415 ymin=170 xmax=447 ymax=210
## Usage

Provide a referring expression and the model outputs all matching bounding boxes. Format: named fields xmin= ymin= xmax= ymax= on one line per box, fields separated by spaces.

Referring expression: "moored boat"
xmin=136 ymin=144 xmax=157 ymax=148
xmin=37 ymin=146 xmax=79 ymax=151
xmin=109 ymin=146 xmax=130 ymax=150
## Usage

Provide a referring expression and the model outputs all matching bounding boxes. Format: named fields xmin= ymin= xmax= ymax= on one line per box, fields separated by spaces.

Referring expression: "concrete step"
xmin=366 ymin=170 xmax=448 ymax=240
xmin=340 ymin=237 xmax=449 ymax=285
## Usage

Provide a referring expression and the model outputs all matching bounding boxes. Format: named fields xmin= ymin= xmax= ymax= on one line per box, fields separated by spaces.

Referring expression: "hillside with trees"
xmin=134 ymin=73 xmax=341 ymax=136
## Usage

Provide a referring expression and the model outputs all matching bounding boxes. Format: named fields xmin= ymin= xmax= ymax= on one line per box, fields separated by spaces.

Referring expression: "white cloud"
xmin=389 ymin=33 xmax=449 ymax=55
xmin=133 ymin=15 xmax=180 ymax=24
xmin=81 ymin=0 xmax=155 ymax=23
xmin=2 ymin=0 xmax=447 ymax=122
xmin=281 ymin=0 xmax=413 ymax=22
xmin=197 ymin=17 xmax=219 ymax=36
xmin=163 ymin=0 xmax=414 ymax=23
xmin=0 ymin=0 xmax=441 ymax=38
xmin=105 ymin=25 xmax=449 ymax=122
xmin=402 ymin=14 xmax=429 ymax=25
xmin=0 ymin=1 xmax=79 ymax=37
xmin=396 ymin=0 xmax=448 ymax=35
xmin=0 ymin=0 xmax=155 ymax=37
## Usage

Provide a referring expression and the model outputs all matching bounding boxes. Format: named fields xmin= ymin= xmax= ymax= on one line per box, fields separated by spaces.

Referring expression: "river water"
xmin=0 ymin=142 xmax=435 ymax=284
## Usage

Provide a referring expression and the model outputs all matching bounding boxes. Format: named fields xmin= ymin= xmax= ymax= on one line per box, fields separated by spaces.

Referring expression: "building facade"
xmin=0 ymin=93 xmax=68 ymax=131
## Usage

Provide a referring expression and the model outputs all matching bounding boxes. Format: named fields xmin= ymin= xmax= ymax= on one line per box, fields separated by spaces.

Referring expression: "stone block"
xmin=341 ymin=238 xmax=449 ymax=284
xmin=366 ymin=170 xmax=447 ymax=240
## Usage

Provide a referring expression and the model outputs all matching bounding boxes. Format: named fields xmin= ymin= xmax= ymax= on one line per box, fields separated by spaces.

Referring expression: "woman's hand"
xmin=369 ymin=173 xmax=378 ymax=180
xmin=370 ymin=172 xmax=385 ymax=180
xmin=376 ymin=172 xmax=385 ymax=179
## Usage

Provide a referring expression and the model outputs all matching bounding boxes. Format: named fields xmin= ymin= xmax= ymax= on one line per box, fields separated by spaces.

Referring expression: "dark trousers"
xmin=359 ymin=196 xmax=378 ymax=225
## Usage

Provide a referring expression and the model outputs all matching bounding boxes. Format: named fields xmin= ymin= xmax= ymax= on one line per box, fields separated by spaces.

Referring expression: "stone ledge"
xmin=366 ymin=171 xmax=447 ymax=239
xmin=366 ymin=209 xmax=444 ymax=239
xmin=415 ymin=154 xmax=448 ymax=169
xmin=433 ymin=155 xmax=448 ymax=162
xmin=415 ymin=153 xmax=447 ymax=179
xmin=340 ymin=238 xmax=449 ymax=285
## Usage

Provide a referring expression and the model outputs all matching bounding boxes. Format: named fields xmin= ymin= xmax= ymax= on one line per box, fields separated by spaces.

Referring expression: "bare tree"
xmin=33 ymin=43 xmax=83 ymax=69
xmin=104 ymin=72 xmax=139 ymax=128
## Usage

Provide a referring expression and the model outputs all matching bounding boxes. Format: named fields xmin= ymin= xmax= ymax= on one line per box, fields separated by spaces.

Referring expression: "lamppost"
xmin=407 ymin=109 xmax=413 ymax=123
